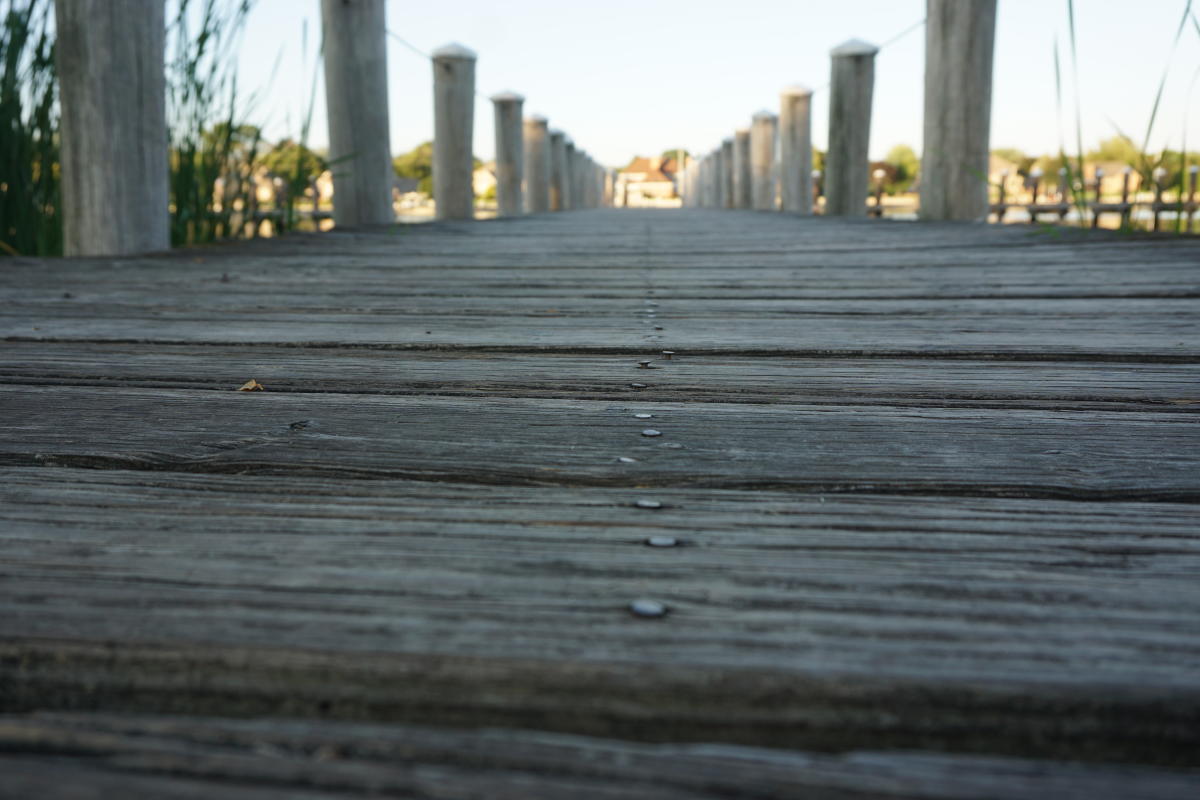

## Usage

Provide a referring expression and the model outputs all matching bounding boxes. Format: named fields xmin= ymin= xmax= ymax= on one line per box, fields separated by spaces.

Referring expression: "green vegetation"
xmin=166 ymin=0 xmax=259 ymax=245
xmin=393 ymin=141 xmax=434 ymax=196
xmin=881 ymin=144 xmax=919 ymax=194
xmin=1 ymin=0 xmax=59 ymax=256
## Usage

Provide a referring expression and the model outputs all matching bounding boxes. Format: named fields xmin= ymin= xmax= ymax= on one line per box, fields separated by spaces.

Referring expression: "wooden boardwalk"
xmin=2 ymin=209 xmax=1199 ymax=797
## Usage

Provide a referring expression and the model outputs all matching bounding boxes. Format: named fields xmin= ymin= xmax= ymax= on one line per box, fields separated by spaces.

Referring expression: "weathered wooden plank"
xmin=1 ymin=386 xmax=1196 ymax=498
xmin=2 ymin=713 xmax=1198 ymax=800
xmin=2 ymin=342 xmax=1198 ymax=410
xmin=3 ymin=468 xmax=1199 ymax=764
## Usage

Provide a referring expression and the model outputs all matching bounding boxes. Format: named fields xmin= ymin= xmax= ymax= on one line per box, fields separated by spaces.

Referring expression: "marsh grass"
xmin=167 ymin=0 xmax=260 ymax=246
xmin=0 ymin=0 xmax=59 ymax=256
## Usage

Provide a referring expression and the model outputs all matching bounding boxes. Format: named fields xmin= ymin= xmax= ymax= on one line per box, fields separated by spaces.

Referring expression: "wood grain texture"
xmin=1 ymin=208 xmax=1198 ymax=792
xmin=3 ymin=713 xmax=1199 ymax=800
xmin=3 ymin=467 xmax=1200 ymax=764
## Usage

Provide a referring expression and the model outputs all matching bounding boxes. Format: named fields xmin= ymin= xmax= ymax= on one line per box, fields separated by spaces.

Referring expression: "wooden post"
xmin=751 ymin=111 xmax=778 ymax=211
xmin=564 ymin=141 xmax=578 ymax=210
xmin=55 ymin=0 xmax=169 ymax=255
xmin=523 ymin=116 xmax=550 ymax=213
xmin=825 ymin=39 xmax=878 ymax=217
xmin=321 ymin=0 xmax=393 ymax=228
xmin=549 ymin=131 xmax=568 ymax=211
xmin=432 ymin=43 xmax=477 ymax=221
xmin=490 ymin=92 xmax=524 ymax=218
xmin=720 ymin=139 xmax=734 ymax=209
xmin=780 ymin=85 xmax=814 ymax=215
xmin=713 ymin=147 xmax=727 ymax=209
xmin=919 ymin=0 xmax=998 ymax=221
xmin=732 ymin=129 xmax=752 ymax=209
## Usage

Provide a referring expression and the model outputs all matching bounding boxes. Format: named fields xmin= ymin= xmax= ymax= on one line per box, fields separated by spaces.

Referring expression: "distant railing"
xmin=990 ymin=166 xmax=1199 ymax=230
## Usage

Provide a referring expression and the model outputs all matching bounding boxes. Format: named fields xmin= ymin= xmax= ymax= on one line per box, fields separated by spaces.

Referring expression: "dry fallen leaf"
xmin=238 ymin=379 xmax=265 ymax=392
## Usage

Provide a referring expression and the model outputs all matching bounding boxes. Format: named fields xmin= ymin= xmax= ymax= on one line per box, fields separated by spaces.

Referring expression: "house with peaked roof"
xmin=616 ymin=155 xmax=687 ymax=207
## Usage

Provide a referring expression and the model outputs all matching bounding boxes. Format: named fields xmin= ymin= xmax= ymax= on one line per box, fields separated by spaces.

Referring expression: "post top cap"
xmin=752 ymin=109 xmax=777 ymax=121
xmin=433 ymin=42 xmax=477 ymax=59
xmin=831 ymin=38 xmax=879 ymax=57
xmin=526 ymin=113 xmax=548 ymax=123
xmin=781 ymin=84 xmax=813 ymax=97
xmin=735 ymin=127 xmax=750 ymax=136
xmin=490 ymin=90 xmax=523 ymax=102
xmin=548 ymin=128 xmax=564 ymax=137
xmin=722 ymin=137 xmax=733 ymax=145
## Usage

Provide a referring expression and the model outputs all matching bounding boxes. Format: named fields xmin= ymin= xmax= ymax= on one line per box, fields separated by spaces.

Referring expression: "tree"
xmin=882 ymin=144 xmax=919 ymax=194
xmin=661 ymin=148 xmax=690 ymax=162
xmin=260 ymin=139 xmax=326 ymax=197
xmin=393 ymin=141 xmax=434 ymax=195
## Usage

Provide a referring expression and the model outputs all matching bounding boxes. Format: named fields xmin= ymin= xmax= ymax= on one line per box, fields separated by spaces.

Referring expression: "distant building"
xmin=473 ymin=161 xmax=497 ymax=198
xmin=616 ymin=155 xmax=688 ymax=207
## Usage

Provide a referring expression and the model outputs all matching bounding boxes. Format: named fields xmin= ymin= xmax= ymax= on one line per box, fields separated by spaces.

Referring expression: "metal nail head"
xmin=661 ymin=351 xmax=675 ymax=360
xmin=635 ymin=499 xmax=663 ymax=509
xmin=634 ymin=413 xmax=653 ymax=419
xmin=645 ymin=535 xmax=678 ymax=548
xmin=629 ymin=599 xmax=669 ymax=618
xmin=641 ymin=429 xmax=662 ymax=437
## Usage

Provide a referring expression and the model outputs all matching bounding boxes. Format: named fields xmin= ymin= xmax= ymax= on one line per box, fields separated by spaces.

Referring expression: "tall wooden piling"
xmin=920 ymin=0 xmax=998 ymax=221
xmin=320 ymin=0 xmax=393 ymax=228
xmin=523 ymin=116 xmax=550 ymax=213
xmin=751 ymin=112 xmax=778 ymax=211
xmin=55 ymin=0 xmax=169 ymax=255
xmin=564 ymin=141 xmax=579 ymax=210
xmin=432 ymin=43 xmax=477 ymax=220
xmin=490 ymin=92 xmax=524 ymax=218
xmin=721 ymin=139 xmax=735 ymax=209
xmin=780 ymin=85 xmax=814 ymax=215
xmin=825 ymin=39 xmax=878 ymax=217
xmin=714 ymin=147 xmax=727 ymax=209
xmin=549 ymin=131 xmax=568 ymax=211
xmin=733 ymin=129 xmax=752 ymax=209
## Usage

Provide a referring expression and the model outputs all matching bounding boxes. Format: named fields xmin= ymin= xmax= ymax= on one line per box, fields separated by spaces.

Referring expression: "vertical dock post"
xmin=920 ymin=0 xmax=998 ymax=221
xmin=721 ymin=138 xmax=735 ymax=209
xmin=432 ymin=43 xmax=477 ymax=220
xmin=523 ymin=116 xmax=550 ymax=213
xmin=55 ymin=0 xmax=169 ymax=255
xmin=780 ymin=85 xmax=814 ymax=214
xmin=320 ymin=0 xmax=393 ymax=228
xmin=564 ymin=142 xmax=578 ymax=209
xmin=733 ymin=129 xmax=752 ymax=209
xmin=491 ymin=92 xmax=524 ymax=218
xmin=825 ymin=39 xmax=878 ymax=217
xmin=714 ymin=147 xmax=727 ymax=209
xmin=549 ymin=131 xmax=568 ymax=211
xmin=751 ymin=111 xmax=778 ymax=211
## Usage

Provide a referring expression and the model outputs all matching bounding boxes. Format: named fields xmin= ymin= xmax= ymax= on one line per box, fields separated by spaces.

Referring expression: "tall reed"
xmin=167 ymin=0 xmax=259 ymax=246
xmin=0 ymin=0 xmax=59 ymax=257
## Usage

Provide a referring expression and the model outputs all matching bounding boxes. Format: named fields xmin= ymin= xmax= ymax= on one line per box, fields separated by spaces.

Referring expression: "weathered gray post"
xmin=825 ymin=39 xmax=878 ymax=217
xmin=320 ymin=0 xmax=393 ymax=228
xmin=920 ymin=0 xmax=998 ymax=221
xmin=432 ymin=43 xmax=477 ymax=220
xmin=751 ymin=111 xmax=778 ymax=211
xmin=490 ymin=92 xmax=524 ymax=218
xmin=55 ymin=0 xmax=169 ymax=255
xmin=523 ymin=116 xmax=550 ymax=213
xmin=780 ymin=85 xmax=814 ymax=214
xmin=564 ymin=142 xmax=578 ymax=209
xmin=549 ymin=131 xmax=568 ymax=211
xmin=721 ymin=138 xmax=735 ymax=209
xmin=714 ymin=147 xmax=727 ymax=209
xmin=732 ymin=129 xmax=752 ymax=209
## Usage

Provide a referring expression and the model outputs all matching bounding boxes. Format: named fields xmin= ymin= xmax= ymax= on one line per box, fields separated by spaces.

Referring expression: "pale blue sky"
xmin=234 ymin=0 xmax=1200 ymax=167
